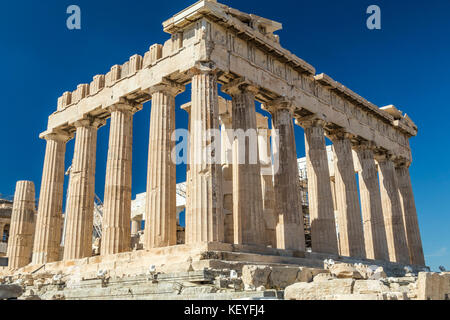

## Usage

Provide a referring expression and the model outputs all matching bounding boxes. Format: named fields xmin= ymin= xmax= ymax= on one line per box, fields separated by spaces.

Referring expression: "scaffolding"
xmin=93 ymin=195 xmax=103 ymax=239
xmin=299 ymin=173 xmax=311 ymax=249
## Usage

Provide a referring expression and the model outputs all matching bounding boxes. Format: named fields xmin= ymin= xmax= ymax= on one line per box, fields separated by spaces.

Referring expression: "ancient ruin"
xmin=0 ymin=198 xmax=13 ymax=261
xmin=1 ymin=0 xmax=447 ymax=300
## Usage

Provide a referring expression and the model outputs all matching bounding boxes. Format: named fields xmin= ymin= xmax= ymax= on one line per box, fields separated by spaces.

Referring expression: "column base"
xmin=9 ymin=241 xmax=428 ymax=282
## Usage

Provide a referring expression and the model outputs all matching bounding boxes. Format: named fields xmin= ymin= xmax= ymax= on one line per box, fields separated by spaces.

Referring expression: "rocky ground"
xmin=0 ymin=260 xmax=448 ymax=300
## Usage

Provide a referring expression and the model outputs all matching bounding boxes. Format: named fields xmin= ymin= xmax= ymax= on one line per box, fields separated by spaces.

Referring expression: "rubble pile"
xmin=1 ymin=261 xmax=448 ymax=300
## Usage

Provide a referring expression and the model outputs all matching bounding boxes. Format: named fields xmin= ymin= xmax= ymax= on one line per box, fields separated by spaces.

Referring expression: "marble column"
xmin=32 ymin=131 xmax=71 ymax=264
xmin=7 ymin=181 xmax=36 ymax=269
xmin=63 ymin=118 xmax=103 ymax=261
xmin=185 ymin=69 xmax=224 ymax=243
xmin=353 ymin=143 xmax=389 ymax=261
xmin=375 ymin=152 xmax=410 ymax=264
xmin=219 ymin=99 xmax=234 ymax=244
xmin=0 ymin=223 xmax=5 ymax=241
xmin=265 ymin=102 xmax=304 ymax=251
xmin=131 ymin=216 xmax=142 ymax=235
xmin=145 ymin=82 xmax=183 ymax=249
xmin=330 ymin=178 xmax=338 ymax=214
xmin=396 ymin=163 xmax=425 ymax=266
xmin=330 ymin=177 xmax=340 ymax=253
xmin=101 ymin=102 xmax=138 ymax=256
xmin=299 ymin=118 xmax=339 ymax=255
xmin=329 ymin=131 xmax=365 ymax=258
xmin=181 ymin=103 xmax=193 ymax=244
xmin=256 ymin=113 xmax=277 ymax=248
xmin=222 ymin=80 xmax=265 ymax=245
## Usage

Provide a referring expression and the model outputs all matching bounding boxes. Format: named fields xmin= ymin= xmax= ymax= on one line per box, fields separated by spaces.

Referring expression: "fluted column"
xmin=222 ymin=80 xmax=265 ymax=245
xmin=7 ymin=181 xmax=36 ymax=269
xmin=353 ymin=143 xmax=389 ymax=261
xmin=32 ymin=131 xmax=71 ymax=264
xmin=63 ymin=118 xmax=103 ymax=261
xmin=144 ymin=82 xmax=184 ymax=249
xmin=219 ymin=99 xmax=234 ymax=244
xmin=375 ymin=152 xmax=410 ymax=264
xmin=181 ymin=103 xmax=193 ymax=244
xmin=265 ymin=101 xmax=305 ymax=251
xmin=101 ymin=102 xmax=139 ymax=256
xmin=330 ymin=178 xmax=340 ymax=252
xmin=256 ymin=113 xmax=277 ymax=248
xmin=329 ymin=131 xmax=365 ymax=258
xmin=298 ymin=118 xmax=338 ymax=255
xmin=0 ymin=223 xmax=4 ymax=241
xmin=185 ymin=68 xmax=224 ymax=243
xmin=396 ymin=163 xmax=425 ymax=266
xmin=330 ymin=178 xmax=338 ymax=213
xmin=131 ymin=217 xmax=142 ymax=235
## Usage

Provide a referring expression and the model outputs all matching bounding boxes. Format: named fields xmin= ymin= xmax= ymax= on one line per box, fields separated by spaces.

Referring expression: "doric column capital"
xmin=327 ymin=128 xmax=357 ymax=142
xmin=352 ymin=139 xmax=377 ymax=151
xmin=394 ymin=157 xmax=412 ymax=169
xmin=190 ymin=61 xmax=218 ymax=76
xmin=374 ymin=149 xmax=405 ymax=165
xmin=221 ymin=77 xmax=259 ymax=97
xmin=74 ymin=116 xmax=105 ymax=129
xmin=373 ymin=149 xmax=396 ymax=162
xmin=294 ymin=114 xmax=326 ymax=129
xmin=261 ymin=97 xmax=295 ymax=115
xmin=107 ymin=99 xmax=142 ymax=114
xmin=149 ymin=79 xmax=185 ymax=97
xmin=43 ymin=130 xmax=73 ymax=143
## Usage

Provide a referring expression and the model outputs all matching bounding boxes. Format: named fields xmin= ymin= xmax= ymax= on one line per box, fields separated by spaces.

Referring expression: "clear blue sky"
xmin=0 ymin=0 xmax=449 ymax=271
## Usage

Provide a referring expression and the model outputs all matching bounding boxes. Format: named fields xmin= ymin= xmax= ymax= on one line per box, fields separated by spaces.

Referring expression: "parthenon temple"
xmin=2 ymin=0 xmax=427 ymax=289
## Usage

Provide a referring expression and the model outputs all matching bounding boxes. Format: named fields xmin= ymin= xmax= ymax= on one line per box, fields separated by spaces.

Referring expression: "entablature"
xmin=41 ymin=0 xmax=417 ymax=164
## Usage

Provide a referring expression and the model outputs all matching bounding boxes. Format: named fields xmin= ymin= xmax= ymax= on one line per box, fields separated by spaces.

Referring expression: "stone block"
xmin=268 ymin=267 xmax=299 ymax=289
xmin=121 ymin=61 xmax=130 ymax=77
xmin=106 ymin=65 xmax=121 ymax=86
xmin=241 ymin=265 xmax=271 ymax=288
xmin=313 ymin=273 xmax=335 ymax=282
xmin=129 ymin=54 xmax=143 ymax=74
xmin=329 ymin=263 xmax=363 ymax=279
xmin=72 ymin=84 xmax=89 ymax=103
xmin=353 ymin=264 xmax=371 ymax=279
xmin=285 ymin=279 xmax=354 ymax=300
xmin=143 ymin=44 xmax=163 ymax=67
xmin=90 ymin=75 xmax=105 ymax=94
xmin=353 ymin=280 xmax=390 ymax=294
xmin=369 ymin=270 xmax=387 ymax=280
xmin=59 ymin=91 xmax=72 ymax=110
xmin=417 ymin=272 xmax=450 ymax=300
xmin=157 ymin=270 xmax=215 ymax=283
xmin=0 ymin=284 xmax=23 ymax=299
xmin=297 ymin=267 xmax=329 ymax=283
